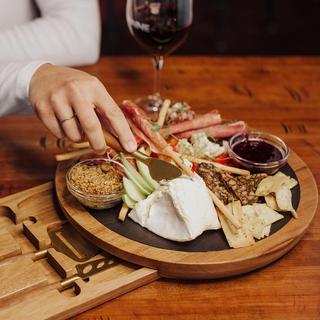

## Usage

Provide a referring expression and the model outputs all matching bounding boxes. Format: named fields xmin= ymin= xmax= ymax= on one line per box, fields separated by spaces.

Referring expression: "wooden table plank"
xmin=0 ymin=56 xmax=319 ymax=319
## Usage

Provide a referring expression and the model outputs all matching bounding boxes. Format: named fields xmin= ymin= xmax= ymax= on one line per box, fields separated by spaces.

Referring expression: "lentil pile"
xmin=69 ymin=162 xmax=123 ymax=195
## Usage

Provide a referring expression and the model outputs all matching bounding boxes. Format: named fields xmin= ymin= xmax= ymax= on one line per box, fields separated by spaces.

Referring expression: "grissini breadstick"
xmin=118 ymin=203 xmax=129 ymax=221
xmin=157 ymin=99 xmax=171 ymax=128
xmin=70 ymin=142 xmax=90 ymax=149
xmin=56 ymin=148 xmax=92 ymax=161
xmin=182 ymin=154 xmax=250 ymax=176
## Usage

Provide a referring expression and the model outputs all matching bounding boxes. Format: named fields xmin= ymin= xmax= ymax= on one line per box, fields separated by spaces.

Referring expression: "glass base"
xmin=135 ymin=94 xmax=163 ymax=113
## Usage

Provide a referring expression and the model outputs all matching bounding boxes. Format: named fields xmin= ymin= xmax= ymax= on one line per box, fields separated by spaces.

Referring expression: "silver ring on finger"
xmin=60 ymin=114 xmax=76 ymax=125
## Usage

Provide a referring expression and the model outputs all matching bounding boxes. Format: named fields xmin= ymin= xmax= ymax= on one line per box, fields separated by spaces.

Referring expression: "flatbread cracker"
xmin=197 ymin=164 xmax=234 ymax=204
xmin=262 ymin=225 xmax=271 ymax=237
xmin=232 ymin=201 xmax=255 ymax=244
xmin=264 ymin=194 xmax=280 ymax=211
xmin=256 ymin=175 xmax=291 ymax=196
xmin=242 ymin=205 xmax=268 ymax=240
xmin=253 ymin=203 xmax=284 ymax=225
xmin=218 ymin=203 xmax=255 ymax=248
xmin=275 ymin=172 xmax=298 ymax=189
xmin=221 ymin=172 xmax=267 ymax=205
xmin=275 ymin=186 xmax=298 ymax=218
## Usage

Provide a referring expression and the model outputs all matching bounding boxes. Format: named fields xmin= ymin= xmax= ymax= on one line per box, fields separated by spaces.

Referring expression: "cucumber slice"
xmin=138 ymin=146 xmax=151 ymax=156
xmin=122 ymin=194 xmax=136 ymax=209
xmin=123 ymin=168 xmax=150 ymax=196
xmin=120 ymin=153 xmax=153 ymax=193
xmin=123 ymin=177 xmax=146 ymax=202
xmin=136 ymin=160 xmax=159 ymax=190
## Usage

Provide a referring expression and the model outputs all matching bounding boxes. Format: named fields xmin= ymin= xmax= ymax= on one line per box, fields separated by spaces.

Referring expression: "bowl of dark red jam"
xmin=228 ymin=131 xmax=289 ymax=174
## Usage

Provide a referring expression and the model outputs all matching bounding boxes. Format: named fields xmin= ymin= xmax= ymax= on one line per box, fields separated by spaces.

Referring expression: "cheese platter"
xmin=54 ymin=100 xmax=318 ymax=279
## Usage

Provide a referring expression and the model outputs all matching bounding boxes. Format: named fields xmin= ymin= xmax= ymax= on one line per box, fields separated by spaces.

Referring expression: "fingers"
xmin=94 ymin=91 xmax=137 ymax=152
xmin=30 ymin=65 xmax=136 ymax=154
xmin=34 ymin=103 xmax=64 ymax=139
xmin=51 ymin=96 xmax=83 ymax=143
xmin=70 ymin=94 xmax=107 ymax=154
xmin=60 ymin=115 xmax=82 ymax=142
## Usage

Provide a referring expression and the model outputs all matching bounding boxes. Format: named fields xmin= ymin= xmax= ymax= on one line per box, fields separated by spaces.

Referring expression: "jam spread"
xmin=232 ymin=139 xmax=283 ymax=163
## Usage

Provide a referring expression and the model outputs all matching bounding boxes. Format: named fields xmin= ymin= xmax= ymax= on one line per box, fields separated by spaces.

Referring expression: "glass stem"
xmin=152 ymin=55 xmax=164 ymax=98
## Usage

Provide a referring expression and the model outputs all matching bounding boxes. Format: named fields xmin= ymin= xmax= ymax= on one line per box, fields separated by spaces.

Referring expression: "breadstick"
xmin=183 ymin=154 xmax=250 ymax=175
xmin=157 ymin=99 xmax=171 ymax=128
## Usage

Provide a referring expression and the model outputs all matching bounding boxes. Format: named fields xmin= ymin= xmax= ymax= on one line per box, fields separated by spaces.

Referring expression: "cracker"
xmin=197 ymin=163 xmax=234 ymax=204
xmin=255 ymin=174 xmax=291 ymax=196
xmin=242 ymin=205 xmax=267 ymax=240
xmin=219 ymin=202 xmax=255 ymax=248
xmin=264 ymin=194 xmax=280 ymax=211
xmin=253 ymin=203 xmax=284 ymax=225
xmin=221 ymin=173 xmax=267 ymax=205
xmin=275 ymin=186 xmax=298 ymax=218
xmin=275 ymin=172 xmax=298 ymax=189
xmin=262 ymin=225 xmax=271 ymax=237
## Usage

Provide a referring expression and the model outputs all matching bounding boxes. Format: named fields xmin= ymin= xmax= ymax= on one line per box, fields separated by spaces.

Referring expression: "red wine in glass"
xmin=126 ymin=0 xmax=193 ymax=112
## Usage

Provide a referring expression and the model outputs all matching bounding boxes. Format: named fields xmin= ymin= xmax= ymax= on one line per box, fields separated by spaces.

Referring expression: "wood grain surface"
xmin=1 ymin=56 xmax=320 ymax=319
xmin=0 ymin=183 xmax=159 ymax=320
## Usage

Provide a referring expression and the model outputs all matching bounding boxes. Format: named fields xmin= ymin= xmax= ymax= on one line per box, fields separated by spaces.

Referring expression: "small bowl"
xmin=227 ymin=131 xmax=289 ymax=174
xmin=66 ymin=158 xmax=124 ymax=210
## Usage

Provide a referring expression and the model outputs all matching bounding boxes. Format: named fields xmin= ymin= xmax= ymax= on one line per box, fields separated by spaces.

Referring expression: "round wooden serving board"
xmin=55 ymin=151 xmax=318 ymax=279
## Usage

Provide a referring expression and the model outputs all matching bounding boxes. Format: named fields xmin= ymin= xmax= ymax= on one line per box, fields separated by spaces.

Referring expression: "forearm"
xmin=0 ymin=0 xmax=101 ymax=66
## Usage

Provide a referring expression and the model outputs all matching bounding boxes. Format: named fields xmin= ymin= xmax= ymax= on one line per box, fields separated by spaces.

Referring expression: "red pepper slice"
xmin=166 ymin=136 xmax=178 ymax=147
xmin=214 ymin=152 xmax=229 ymax=164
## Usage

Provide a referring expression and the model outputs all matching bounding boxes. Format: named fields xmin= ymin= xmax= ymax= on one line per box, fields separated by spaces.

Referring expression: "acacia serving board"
xmin=55 ymin=151 xmax=318 ymax=279
xmin=0 ymin=183 xmax=159 ymax=320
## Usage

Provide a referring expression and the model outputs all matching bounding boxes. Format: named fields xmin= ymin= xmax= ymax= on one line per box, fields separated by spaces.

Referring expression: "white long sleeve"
xmin=0 ymin=0 xmax=101 ymax=116
xmin=0 ymin=61 xmax=50 ymax=115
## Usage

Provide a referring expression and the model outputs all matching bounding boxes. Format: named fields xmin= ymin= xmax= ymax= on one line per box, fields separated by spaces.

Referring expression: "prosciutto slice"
xmin=126 ymin=117 xmax=159 ymax=152
xmin=176 ymin=121 xmax=247 ymax=139
xmin=120 ymin=100 xmax=168 ymax=150
xmin=160 ymin=110 xmax=222 ymax=137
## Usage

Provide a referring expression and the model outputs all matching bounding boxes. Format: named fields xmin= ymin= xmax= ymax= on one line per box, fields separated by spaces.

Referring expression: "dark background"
xmin=99 ymin=0 xmax=320 ymax=55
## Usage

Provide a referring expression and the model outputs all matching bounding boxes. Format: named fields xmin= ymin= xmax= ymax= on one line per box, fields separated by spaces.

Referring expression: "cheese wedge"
xmin=129 ymin=174 xmax=221 ymax=242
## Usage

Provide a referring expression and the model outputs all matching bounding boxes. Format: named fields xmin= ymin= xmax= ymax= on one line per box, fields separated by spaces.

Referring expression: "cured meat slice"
xmin=120 ymin=100 xmax=168 ymax=150
xmin=176 ymin=121 xmax=247 ymax=139
xmin=160 ymin=110 xmax=221 ymax=137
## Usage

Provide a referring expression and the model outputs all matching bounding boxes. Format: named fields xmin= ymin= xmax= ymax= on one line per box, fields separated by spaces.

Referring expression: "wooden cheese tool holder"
xmin=0 ymin=182 xmax=159 ymax=320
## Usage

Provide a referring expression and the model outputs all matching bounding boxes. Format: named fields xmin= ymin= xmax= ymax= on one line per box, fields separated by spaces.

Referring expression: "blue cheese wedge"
xmin=129 ymin=174 xmax=220 ymax=242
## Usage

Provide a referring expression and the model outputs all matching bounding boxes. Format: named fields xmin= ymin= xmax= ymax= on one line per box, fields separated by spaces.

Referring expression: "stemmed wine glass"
xmin=126 ymin=0 xmax=193 ymax=112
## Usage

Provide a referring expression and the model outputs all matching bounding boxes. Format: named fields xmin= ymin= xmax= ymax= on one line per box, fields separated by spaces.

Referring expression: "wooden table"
xmin=0 ymin=56 xmax=319 ymax=319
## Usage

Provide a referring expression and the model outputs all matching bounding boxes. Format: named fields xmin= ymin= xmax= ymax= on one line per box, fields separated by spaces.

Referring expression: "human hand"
xmin=29 ymin=64 xmax=137 ymax=154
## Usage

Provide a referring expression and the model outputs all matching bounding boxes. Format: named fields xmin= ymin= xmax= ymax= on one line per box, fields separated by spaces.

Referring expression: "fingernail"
xmin=96 ymin=147 xmax=107 ymax=155
xmin=126 ymin=140 xmax=137 ymax=152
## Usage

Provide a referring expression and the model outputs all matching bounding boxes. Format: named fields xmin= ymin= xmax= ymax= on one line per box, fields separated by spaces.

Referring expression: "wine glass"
xmin=126 ymin=0 xmax=193 ymax=112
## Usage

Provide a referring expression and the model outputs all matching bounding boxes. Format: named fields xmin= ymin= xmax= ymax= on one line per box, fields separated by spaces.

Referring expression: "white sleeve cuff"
xmin=15 ymin=61 xmax=52 ymax=113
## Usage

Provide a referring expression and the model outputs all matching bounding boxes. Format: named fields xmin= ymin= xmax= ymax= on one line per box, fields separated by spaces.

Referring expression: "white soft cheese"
xmin=129 ymin=174 xmax=221 ymax=242
xmin=191 ymin=132 xmax=225 ymax=158
xmin=177 ymin=139 xmax=194 ymax=156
